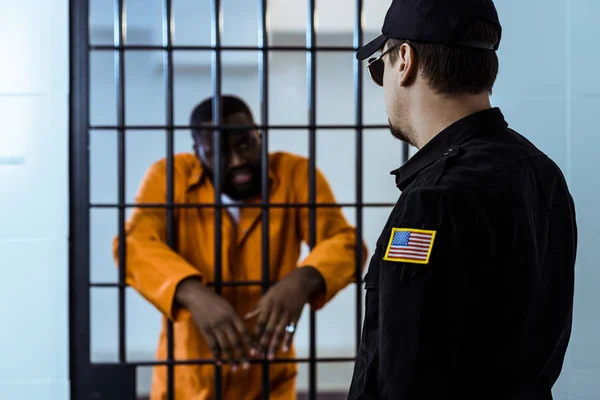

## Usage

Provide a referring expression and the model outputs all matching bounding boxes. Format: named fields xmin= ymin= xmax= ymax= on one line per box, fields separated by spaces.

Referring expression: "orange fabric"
xmin=112 ymin=151 xmax=368 ymax=400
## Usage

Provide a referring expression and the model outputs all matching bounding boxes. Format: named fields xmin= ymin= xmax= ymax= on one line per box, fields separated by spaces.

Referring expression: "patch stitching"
xmin=382 ymin=227 xmax=437 ymax=264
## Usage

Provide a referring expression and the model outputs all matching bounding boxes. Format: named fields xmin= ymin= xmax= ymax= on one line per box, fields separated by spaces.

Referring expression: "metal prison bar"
xmin=69 ymin=0 xmax=411 ymax=399
xmin=163 ymin=0 xmax=177 ymax=396
xmin=210 ymin=0 xmax=224 ymax=397
xmin=258 ymin=0 xmax=271 ymax=397
xmin=115 ymin=0 xmax=127 ymax=368
xmin=354 ymin=0 xmax=365 ymax=359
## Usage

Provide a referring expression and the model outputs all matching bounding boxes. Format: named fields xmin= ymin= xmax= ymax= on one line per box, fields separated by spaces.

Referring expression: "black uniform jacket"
xmin=348 ymin=108 xmax=577 ymax=400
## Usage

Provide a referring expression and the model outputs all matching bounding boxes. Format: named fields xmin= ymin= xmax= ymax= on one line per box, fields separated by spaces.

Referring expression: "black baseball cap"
xmin=356 ymin=0 xmax=502 ymax=61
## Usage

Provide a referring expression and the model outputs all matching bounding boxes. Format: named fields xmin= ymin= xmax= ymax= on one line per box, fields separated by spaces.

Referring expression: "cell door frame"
xmin=69 ymin=0 xmax=136 ymax=398
xmin=69 ymin=0 xmax=90 ymax=396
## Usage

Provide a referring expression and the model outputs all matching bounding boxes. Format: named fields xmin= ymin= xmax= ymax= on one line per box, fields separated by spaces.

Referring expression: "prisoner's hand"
xmin=175 ymin=277 xmax=252 ymax=371
xmin=245 ymin=267 xmax=325 ymax=360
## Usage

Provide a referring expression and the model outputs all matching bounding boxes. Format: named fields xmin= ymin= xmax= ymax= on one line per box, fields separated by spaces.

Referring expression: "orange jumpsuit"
xmin=113 ymin=151 xmax=367 ymax=400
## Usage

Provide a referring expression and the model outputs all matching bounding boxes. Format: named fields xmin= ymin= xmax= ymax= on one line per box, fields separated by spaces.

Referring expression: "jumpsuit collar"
xmin=186 ymin=155 xmax=278 ymax=193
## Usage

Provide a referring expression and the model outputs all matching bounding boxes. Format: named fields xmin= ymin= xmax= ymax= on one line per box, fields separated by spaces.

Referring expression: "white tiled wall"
xmin=493 ymin=1 xmax=600 ymax=398
xmin=0 ymin=0 xmax=69 ymax=399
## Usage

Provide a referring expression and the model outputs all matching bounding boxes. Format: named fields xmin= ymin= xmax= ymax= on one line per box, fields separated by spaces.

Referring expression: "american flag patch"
xmin=383 ymin=228 xmax=436 ymax=264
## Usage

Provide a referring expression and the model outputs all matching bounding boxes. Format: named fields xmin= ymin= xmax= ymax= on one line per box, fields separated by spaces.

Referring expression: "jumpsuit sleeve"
xmin=377 ymin=188 xmax=474 ymax=398
xmin=112 ymin=160 xmax=202 ymax=321
xmin=295 ymin=163 xmax=368 ymax=311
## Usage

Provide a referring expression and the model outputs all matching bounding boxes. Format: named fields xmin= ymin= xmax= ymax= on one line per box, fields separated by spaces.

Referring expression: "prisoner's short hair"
xmin=190 ymin=95 xmax=254 ymax=136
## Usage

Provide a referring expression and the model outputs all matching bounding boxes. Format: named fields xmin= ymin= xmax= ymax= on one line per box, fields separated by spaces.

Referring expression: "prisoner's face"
xmin=194 ymin=112 xmax=262 ymax=200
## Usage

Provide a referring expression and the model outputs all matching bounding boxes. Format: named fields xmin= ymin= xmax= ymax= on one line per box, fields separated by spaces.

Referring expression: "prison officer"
xmin=113 ymin=95 xmax=367 ymax=400
xmin=348 ymin=0 xmax=577 ymax=399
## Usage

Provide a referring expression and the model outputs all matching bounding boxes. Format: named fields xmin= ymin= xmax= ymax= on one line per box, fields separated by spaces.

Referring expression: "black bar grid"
xmin=90 ymin=202 xmax=396 ymax=209
xmin=90 ymin=44 xmax=360 ymax=52
xmin=90 ymin=123 xmax=389 ymax=130
xmin=90 ymin=280 xmax=284 ymax=289
xmin=70 ymin=0 xmax=413 ymax=399
xmin=92 ymin=356 xmax=355 ymax=367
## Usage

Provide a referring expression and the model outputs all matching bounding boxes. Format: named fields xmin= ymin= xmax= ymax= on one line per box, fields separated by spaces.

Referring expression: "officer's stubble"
xmin=388 ymin=116 xmax=418 ymax=148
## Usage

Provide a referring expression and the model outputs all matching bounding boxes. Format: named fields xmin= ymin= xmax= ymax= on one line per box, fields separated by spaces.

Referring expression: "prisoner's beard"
xmin=388 ymin=118 xmax=417 ymax=148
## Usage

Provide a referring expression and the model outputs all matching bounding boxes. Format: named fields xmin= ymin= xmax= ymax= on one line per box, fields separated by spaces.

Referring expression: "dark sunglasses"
xmin=366 ymin=46 xmax=396 ymax=86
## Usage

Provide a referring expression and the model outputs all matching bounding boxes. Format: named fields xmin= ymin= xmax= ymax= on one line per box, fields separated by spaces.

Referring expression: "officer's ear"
xmin=396 ymin=42 xmax=418 ymax=87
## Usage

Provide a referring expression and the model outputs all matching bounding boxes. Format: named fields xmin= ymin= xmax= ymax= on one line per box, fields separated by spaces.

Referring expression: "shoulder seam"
xmin=431 ymin=153 xmax=549 ymax=194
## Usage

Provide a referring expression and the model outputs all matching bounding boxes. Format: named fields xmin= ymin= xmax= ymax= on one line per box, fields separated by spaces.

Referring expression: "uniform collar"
xmin=390 ymin=107 xmax=508 ymax=191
